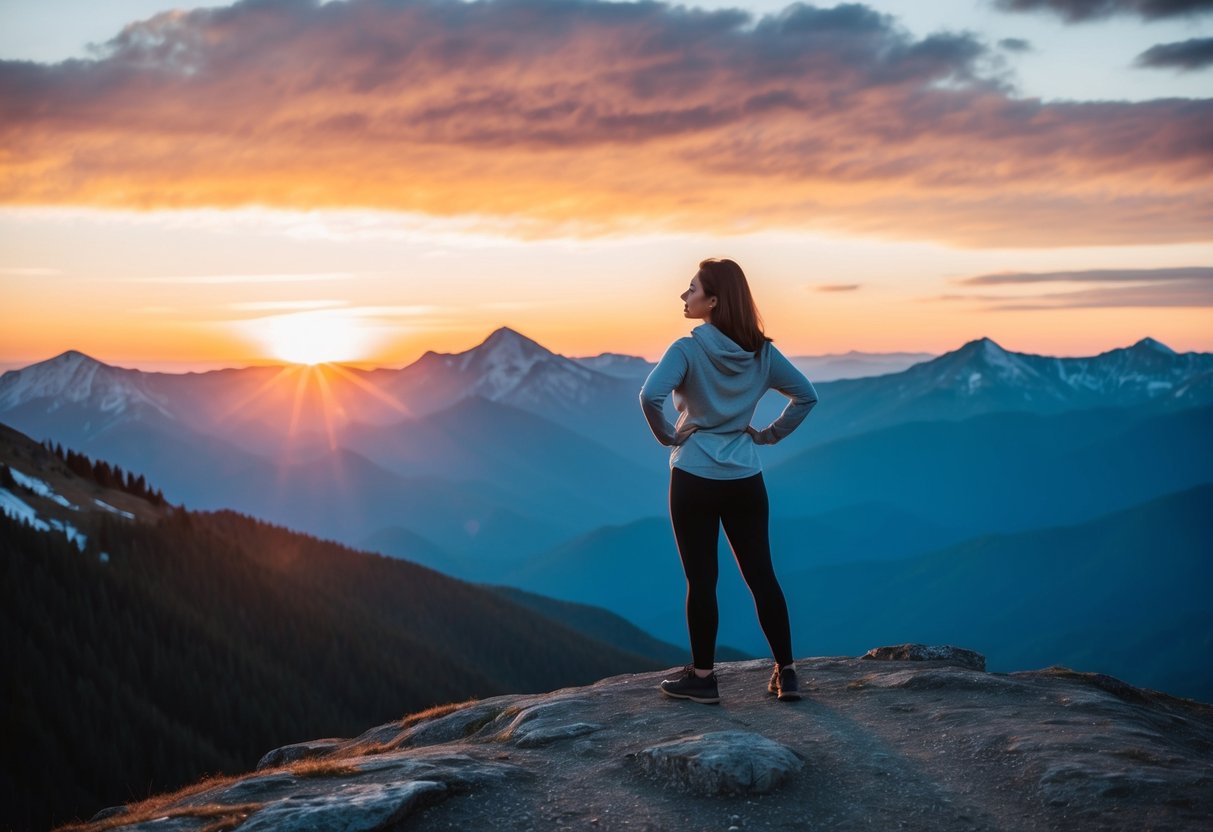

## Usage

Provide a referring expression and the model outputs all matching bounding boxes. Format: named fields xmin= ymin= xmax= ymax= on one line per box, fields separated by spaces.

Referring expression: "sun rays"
xmin=205 ymin=359 xmax=417 ymax=513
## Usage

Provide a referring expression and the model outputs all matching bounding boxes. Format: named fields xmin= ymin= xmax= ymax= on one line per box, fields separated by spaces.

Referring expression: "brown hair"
xmin=697 ymin=258 xmax=772 ymax=353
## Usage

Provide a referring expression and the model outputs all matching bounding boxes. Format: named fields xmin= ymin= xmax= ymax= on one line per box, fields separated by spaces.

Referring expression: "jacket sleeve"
xmin=639 ymin=342 xmax=689 ymax=446
xmin=753 ymin=346 xmax=818 ymax=445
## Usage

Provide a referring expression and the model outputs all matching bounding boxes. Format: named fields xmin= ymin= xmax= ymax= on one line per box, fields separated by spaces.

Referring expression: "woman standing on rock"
xmin=640 ymin=258 xmax=818 ymax=704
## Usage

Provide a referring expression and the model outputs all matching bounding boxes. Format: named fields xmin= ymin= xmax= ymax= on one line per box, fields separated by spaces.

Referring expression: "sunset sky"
xmin=2 ymin=0 xmax=1211 ymax=371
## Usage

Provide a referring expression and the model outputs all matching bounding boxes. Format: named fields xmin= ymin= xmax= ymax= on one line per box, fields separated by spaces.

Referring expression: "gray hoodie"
xmin=639 ymin=322 xmax=819 ymax=479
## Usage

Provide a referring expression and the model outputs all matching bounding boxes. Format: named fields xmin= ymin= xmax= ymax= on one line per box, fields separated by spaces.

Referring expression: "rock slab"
xmin=237 ymin=780 xmax=447 ymax=832
xmin=637 ymin=730 xmax=804 ymax=796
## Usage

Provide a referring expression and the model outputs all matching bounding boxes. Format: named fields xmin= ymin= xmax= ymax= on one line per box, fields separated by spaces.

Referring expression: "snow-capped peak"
xmin=478 ymin=326 xmax=550 ymax=355
xmin=450 ymin=326 xmax=560 ymax=397
xmin=0 ymin=350 xmax=173 ymax=418
xmin=961 ymin=336 xmax=1005 ymax=355
xmin=956 ymin=337 xmax=1032 ymax=377
xmin=459 ymin=327 xmax=553 ymax=374
xmin=1131 ymin=337 xmax=1176 ymax=356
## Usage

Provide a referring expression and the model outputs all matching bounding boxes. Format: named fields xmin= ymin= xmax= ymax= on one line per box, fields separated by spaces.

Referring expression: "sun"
xmin=261 ymin=311 xmax=371 ymax=365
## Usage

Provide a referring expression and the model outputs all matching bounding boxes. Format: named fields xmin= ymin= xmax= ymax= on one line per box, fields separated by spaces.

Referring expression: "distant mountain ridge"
xmin=0 ymin=349 xmax=173 ymax=423
xmin=367 ymin=327 xmax=621 ymax=422
xmin=5 ymin=331 xmax=1207 ymax=425
xmin=4 ymin=331 xmax=1208 ymax=464
xmin=924 ymin=336 xmax=1207 ymax=403
xmin=785 ymin=349 xmax=937 ymax=381
xmin=797 ymin=335 xmax=1213 ymax=448
xmin=2 ymin=329 xmax=1209 ymax=573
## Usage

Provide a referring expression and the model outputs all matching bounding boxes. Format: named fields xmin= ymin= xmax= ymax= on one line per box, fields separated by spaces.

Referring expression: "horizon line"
xmin=0 ymin=333 xmax=1191 ymax=377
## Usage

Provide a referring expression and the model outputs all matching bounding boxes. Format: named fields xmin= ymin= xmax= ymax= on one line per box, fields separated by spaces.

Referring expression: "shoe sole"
xmin=777 ymin=691 xmax=802 ymax=701
xmin=659 ymin=686 xmax=720 ymax=704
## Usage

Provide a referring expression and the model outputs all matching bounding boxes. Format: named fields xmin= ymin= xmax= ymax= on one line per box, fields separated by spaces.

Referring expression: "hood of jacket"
xmin=691 ymin=323 xmax=760 ymax=376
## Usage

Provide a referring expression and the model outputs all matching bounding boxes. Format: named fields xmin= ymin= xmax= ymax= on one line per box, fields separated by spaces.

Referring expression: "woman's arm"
xmin=751 ymin=347 xmax=818 ymax=445
xmin=639 ymin=342 xmax=690 ymax=446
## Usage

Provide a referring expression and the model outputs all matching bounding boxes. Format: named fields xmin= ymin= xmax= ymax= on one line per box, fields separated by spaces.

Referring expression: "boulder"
xmin=637 ymin=730 xmax=804 ymax=796
xmin=862 ymin=643 xmax=986 ymax=671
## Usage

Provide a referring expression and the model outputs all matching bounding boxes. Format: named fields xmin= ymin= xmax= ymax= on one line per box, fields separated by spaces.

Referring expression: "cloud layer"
xmin=991 ymin=0 xmax=1213 ymax=22
xmin=952 ymin=266 xmax=1213 ymax=308
xmin=2 ymin=0 xmax=1211 ymax=246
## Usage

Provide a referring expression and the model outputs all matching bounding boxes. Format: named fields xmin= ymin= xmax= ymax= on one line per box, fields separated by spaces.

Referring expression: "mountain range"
xmin=3 ymin=328 xmax=1211 ymax=690
xmin=1 ymin=330 xmax=1208 ymax=566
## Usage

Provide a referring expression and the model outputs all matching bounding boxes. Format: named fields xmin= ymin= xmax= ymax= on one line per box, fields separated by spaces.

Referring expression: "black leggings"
xmin=668 ymin=467 xmax=794 ymax=670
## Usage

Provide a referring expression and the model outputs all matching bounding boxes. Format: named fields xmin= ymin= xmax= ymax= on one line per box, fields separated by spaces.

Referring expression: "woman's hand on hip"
xmin=673 ymin=425 xmax=700 ymax=446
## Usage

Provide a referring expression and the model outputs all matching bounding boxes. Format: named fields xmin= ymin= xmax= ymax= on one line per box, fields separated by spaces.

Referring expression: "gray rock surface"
xmin=216 ymin=773 xmax=298 ymax=803
xmin=237 ymin=780 xmax=447 ymax=832
xmin=69 ymin=644 xmax=1213 ymax=832
xmin=637 ymin=730 xmax=803 ymax=795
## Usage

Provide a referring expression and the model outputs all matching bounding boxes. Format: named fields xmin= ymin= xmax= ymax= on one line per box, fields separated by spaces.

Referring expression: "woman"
xmin=639 ymin=258 xmax=818 ymax=704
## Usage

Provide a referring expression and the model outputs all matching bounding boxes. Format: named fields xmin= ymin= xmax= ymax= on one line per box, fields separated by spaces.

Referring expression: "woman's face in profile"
xmin=681 ymin=275 xmax=715 ymax=321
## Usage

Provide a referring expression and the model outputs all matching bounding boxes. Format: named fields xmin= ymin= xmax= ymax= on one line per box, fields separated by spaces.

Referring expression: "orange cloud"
xmin=1 ymin=0 xmax=1210 ymax=246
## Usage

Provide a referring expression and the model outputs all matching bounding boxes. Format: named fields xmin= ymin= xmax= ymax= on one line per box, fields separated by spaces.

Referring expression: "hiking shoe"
xmin=768 ymin=664 xmax=802 ymax=701
xmin=659 ymin=665 xmax=720 ymax=704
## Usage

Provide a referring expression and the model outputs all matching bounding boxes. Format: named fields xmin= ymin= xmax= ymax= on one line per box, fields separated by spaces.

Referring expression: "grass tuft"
xmin=399 ymin=697 xmax=480 ymax=729
xmin=54 ymin=801 xmax=262 ymax=832
xmin=287 ymin=758 xmax=361 ymax=777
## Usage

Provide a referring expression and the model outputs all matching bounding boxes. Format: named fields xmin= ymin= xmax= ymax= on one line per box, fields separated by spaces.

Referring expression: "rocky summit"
xmin=68 ymin=645 xmax=1213 ymax=832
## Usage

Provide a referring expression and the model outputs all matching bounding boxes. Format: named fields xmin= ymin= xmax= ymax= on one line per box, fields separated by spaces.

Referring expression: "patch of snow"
xmin=99 ymin=552 xmax=110 ymax=563
xmin=49 ymin=518 xmax=87 ymax=551
xmin=94 ymin=497 xmax=136 ymax=520
xmin=1 ymin=486 xmax=88 ymax=550
xmin=979 ymin=340 xmax=1032 ymax=381
xmin=1147 ymin=380 xmax=1173 ymax=394
xmin=967 ymin=372 xmax=982 ymax=394
xmin=9 ymin=467 xmax=74 ymax=508
xmin=0 ymin=487 xmax=49 ymax=530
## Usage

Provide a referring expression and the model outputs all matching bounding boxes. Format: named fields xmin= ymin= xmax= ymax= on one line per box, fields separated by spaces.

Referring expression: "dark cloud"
xmin=990 ymin=0 xmax=1213 ymax=22
xmin=952 ymin=266 xmax=1213 ymax=309
xmin=960 ymin=266 xmax=1213 ymax=284
xmin=816 ymin=284 xmax=861 ymax=291
xmin=998 ymin=38 xmax=1033 ymax=52
xmin=0 ymin=0 xmax=1210 ymax=245
xmin=1135 ymin=37 xmax=1213 ymax=71
xmin=988 ymin=280 xmax=1213 ymax=309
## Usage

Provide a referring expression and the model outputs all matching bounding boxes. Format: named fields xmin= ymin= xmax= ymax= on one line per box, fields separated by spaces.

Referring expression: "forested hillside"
xmin=1 ymin=447 xmax=675 ymax=832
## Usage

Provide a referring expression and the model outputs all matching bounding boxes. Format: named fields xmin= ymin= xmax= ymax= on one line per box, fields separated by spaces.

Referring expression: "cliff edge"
xmin=63 ymin=645 xmax=1213 ymax=832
